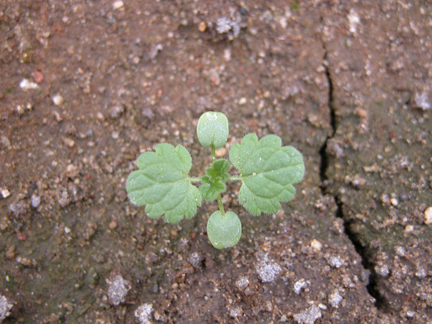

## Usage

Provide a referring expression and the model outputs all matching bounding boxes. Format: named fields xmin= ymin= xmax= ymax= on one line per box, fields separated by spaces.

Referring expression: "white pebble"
xmin=238 ymin=97 xmax=247 ymax=105
xmin=215 ymin=147 xmax=227 ymax=157
xmin=52 ymin=94 xmax=64 ymax=106
xmin=310 ymin=239 xmax=322 ymax=251
xmin=1 ymin=188 xmax=10 ymax=199
xmin=31 ymin=195 xmax=41 ymax=208
xmin=113 ymin=1 xmax=124 ymax=10
xmin=424 ymin=207 xmax=432 ymax=225
xmin=328 ymin=256 xmax=342 ymax=268
xmin=293 ymin=279 xmax=308 ymax=295
xmin=20 ymin=78 xmax=38 ymax=90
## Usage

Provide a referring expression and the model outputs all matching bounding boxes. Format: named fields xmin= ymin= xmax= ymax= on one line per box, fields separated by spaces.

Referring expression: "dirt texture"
xmin=0 ymin=0 xmax=431 ymax=323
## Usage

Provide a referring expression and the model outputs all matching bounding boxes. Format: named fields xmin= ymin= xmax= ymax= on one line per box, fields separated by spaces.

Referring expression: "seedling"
xmin=126 ymin=112 xmax=305 ymax=249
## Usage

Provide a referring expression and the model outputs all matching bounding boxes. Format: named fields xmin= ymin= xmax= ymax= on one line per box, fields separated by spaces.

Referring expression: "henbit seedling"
xmin=126 ymin=111 xmax=305 ymax=249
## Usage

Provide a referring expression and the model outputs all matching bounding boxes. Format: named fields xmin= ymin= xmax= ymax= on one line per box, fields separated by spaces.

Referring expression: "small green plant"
xmin=126 ymin=111 xmax=305 ymax=249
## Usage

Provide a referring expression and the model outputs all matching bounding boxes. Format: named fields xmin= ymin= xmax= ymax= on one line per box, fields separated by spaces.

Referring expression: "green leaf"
xmin=199 ymin=159 xmax=230 ymax=201
xmin=197 ymin=111 xmax=229 ymax=148
xmin=207 ymin=211 xmax=242 ymax=249
xmin=229 ymin=134 xmax=305 ymax=215
xmin=205 ymin=159 xmax=230 ymax=181
xmin=200 ymin=176 xmax=226 ymax=201
xmin=126 ymin=143 xmax=202 ymax=223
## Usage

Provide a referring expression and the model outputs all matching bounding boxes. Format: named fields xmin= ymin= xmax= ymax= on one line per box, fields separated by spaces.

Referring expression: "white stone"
xmin=347 ymin=9 xmax=361 ymax=34
xmin=424 ymin=207 xmax=432 ymax=225
xmin=310 ymin=239 xmax=322 ymax=251
xmin=293 ymin=279 xmax=308 ymax=295
xmin=31 ymin=195 xmax=41 ymax=208
xmin=1 ymin=188 xmax=10 ymax=199
xmin=20 ymin=78 xmax=38 ymax=90
xmin=113 ymin=1 xmax=124 ymax=10
xmin=52 ymin=94 xmax=64 ymax=106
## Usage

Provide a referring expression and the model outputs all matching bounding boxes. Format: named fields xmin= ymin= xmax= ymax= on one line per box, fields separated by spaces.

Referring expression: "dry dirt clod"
xmin=107 ymin=275 xmax=131 ymax=306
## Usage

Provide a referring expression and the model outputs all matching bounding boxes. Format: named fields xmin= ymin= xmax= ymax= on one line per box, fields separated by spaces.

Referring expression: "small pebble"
xmin=405 ymin=225 xmax=414 ymax=232
xmin=238 ymin=97 xmax=247 ymax=105
xmin=293 ymin=279 xmax=307 ymax=294
xmin=229 ymin=306 xmax=242 ymax=318
xmin=33 ymin=71 xmax=44 ymax=83
xmin=109 ymin=220 xmax=118 ymax=229
xmin=198 ymin=22 xmax=207 ymax=32
xmin=424 ymin=207 xmax=432 ymax=225
xmin=20 ymin=78 xmax=38 ymax=90
xmin=16 ymin=105 xmax=25 ymax=115
xmin=64 ymin=138 xmax=75 ymax=148
xmin=215 ymin=147 xmax=227 ymax=157
xmin=52 ymin=94 xmax=64 ymax=106
xmin=235 ymin=276 xmax=250 ymax=290
xmin=328 ymin=256 xmax=342 ymax=268
xmin=310 ymin=239 xmax=322 ymax=251
xmin=1 ymin=136 xmax=12 ymax=150
xmin=17 ymin=232 xmax=27 ymax=241
xmin=110 ymin=105 xmax=124 ymax=118
xmin=142 ymin=108 xmax=154 ymax=119
xmin=1 ymin=188 xmax=10 ymax=199
xmin=31 ymin=195 xmax=41 ymax=208
xmin=406 ymin=310 xmax=415 ymax=318
xmin=390 ymin=198 xmax=398 ymax=206
xmin=152 ymin=284 xmax=159 ymax=294
xmin=354 ymin=107 xmax=367 ymax=118
xmin=113 ymin=1 xmax=124 ymax=10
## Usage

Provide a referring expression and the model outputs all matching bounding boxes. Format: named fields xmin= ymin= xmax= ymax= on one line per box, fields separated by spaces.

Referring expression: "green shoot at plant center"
xmin=126 ymin=111 xmax=305 ymax=249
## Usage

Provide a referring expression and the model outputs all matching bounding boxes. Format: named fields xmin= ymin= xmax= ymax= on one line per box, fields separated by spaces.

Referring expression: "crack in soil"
xmin=319 ymin=50 xmax=387 ymax=310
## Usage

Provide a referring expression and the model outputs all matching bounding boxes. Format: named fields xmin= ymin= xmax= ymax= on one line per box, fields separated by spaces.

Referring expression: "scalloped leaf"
xmin=207 ymin=211 xmax=242 ymax=249
xmin=200 ymin=176 xmax=226 ymax=201
xmin=205 ymin=159 xmax=230 ymax=181
xmin=229 ymin=134 xmax=305 ymax=215
xmin=126 ymin=143 xmax=202 ymax=223
xmin=199 ymin=159 xmax=230 ymax=201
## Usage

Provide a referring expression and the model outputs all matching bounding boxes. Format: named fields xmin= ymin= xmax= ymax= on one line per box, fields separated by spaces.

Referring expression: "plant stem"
xmin=211 ymin=145 xmax=216 ymax=162
xmin=188 ymin=177 xmax=202 ymax=183
xmin=227 ymin=176 xmax=242 ymax=182
xmin=217 ymin=193 xmax=225 ymax=216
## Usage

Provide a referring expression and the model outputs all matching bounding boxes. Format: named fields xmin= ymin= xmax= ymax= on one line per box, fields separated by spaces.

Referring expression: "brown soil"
xmin=1 ymin=1 xmax=431 ymax=323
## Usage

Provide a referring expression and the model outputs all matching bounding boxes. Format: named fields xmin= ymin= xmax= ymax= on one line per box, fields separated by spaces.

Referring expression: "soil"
xmin=0 ymin=0 xmax=431 ymax=323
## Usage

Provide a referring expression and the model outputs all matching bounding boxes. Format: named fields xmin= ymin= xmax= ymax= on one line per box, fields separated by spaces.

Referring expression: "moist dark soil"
xmin=1 ymin=1 xmax=431 ymax=323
